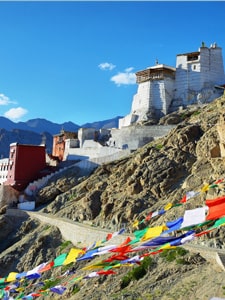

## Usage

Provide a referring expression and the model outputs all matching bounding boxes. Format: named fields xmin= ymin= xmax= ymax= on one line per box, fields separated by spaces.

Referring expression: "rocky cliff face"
xmin=1 ymin=94 xmax=225 ymax=299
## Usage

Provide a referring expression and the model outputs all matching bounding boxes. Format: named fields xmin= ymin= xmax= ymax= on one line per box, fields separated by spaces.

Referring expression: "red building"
xmin=5 ymin=143 xmax=47 ymax=190
xmin=52 ymin=130 xmax=78 ymax=161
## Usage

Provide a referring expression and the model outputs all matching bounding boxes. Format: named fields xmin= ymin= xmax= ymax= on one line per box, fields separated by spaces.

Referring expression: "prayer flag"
xmin=50 ymin=285 xmax=66 ymax=295
xmin=164 ymin=203 xmax=173 ymax=211
xmin=54 ymin=253 xmax=67 ymax=267
xmin=206 ymin=196 xmax=225 ymax=220
xmin=145 ymin=212 xmax=152 ymax=221
xmin=39 ymin=262 xmax=54 ymax=273
xmin=6 ymin=272 xmax=18 ymax=282
xmin=180 ymin=207 xmax=208 ymax=229
xmin=141 ymin=225 xmax=168 ymax=241
xmin=132 ymin=220 xmax=139 ymax=228
xmin=201 ymin=183 xmax=210 ymax=192
xmin=63 ymin=248 xmax=84 ymax=265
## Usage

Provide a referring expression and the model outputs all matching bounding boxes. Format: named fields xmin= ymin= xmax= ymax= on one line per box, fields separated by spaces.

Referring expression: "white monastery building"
xmin=119 ymin=42 xmax=225 ymax=128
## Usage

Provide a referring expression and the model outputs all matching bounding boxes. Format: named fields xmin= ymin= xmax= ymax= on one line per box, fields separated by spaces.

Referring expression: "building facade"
xmin=174 ymin=42 xmax=225 ymax=107
xmin=52 ymin=130 xmax=78 ymax=161
xmin=5 ymin=143 xmax=46 ymax=190
xmin=119 ymin=43 xmax=225 ymax=128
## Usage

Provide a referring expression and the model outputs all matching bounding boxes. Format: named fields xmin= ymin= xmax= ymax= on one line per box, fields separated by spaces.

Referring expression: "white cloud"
xmin=4 ymin=107 xmax=28 ymax=121
xmin=98 ymin=62 xmax=116 ymax=71
xmin=125 ymin=67 xmax=134 ymax=73
xmin=0 ymin=93 xmax=16 ymax=105
xmin=110 ymin=68 xmax=136 ymax=86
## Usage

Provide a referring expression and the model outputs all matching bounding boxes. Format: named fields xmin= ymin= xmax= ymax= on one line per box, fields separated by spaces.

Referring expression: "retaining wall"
xmin=6 ymin=209 xmax=130 ymax=248
xmin=5 ymin=209 xmax=225 ymax=271
xmin=110 ymin=125 xmax=175 ymax=150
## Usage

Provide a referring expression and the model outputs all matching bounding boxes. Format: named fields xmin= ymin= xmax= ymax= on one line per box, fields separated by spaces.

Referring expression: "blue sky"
xmin=0 ymin=1 xmax=225 ymax=125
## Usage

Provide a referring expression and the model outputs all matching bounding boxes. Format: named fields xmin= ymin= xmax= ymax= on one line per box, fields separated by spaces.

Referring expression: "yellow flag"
xmin=15 ymin=287 xmax=25 ymax=292
xmin=6 ymin=272 xmax=18 ymax=282
xmin=201 ymin=183 xmax=209 ymax=192
xmin=164 ymin=202 xmax=173 ymax=211
xmin=160 ymin=243 xmax=176 ymax=250
xmin=63 ymin=248 xmax=85 ymax=265
xmin=142 ymin=225 xmax=168 ymax=241
xmin=132 ymin=220 xmax=139 ymax=228
xmin=95 ymin=240 xmax=103 ymax=248
xmin=82 ymin=264 xmax=104 ymax=271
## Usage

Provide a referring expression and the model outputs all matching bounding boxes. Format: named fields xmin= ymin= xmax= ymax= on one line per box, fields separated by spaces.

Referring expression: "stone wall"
xmin=6 ymin=209 xmax=129 ymax=248
xmin=110 ymin=125 xmax=175 ymax=150
xmin=122 ymin=76 xmax=175 ymax=124
xmin=64 ymin=144 xmax=129 ymax=161
xmin=78 ymin=128 xmax=96 ymax=147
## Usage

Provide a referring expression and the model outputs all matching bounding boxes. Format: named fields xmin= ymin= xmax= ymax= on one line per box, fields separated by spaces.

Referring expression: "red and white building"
xmin=2 ymin=143 xmax=47 ymax=191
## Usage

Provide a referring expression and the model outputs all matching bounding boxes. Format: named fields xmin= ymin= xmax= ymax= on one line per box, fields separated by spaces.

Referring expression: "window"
xmin=187 ymin=54 xmax=199 ymax=61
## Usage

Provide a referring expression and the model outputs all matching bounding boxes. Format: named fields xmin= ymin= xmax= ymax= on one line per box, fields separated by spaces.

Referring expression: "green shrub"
xmin=159 ymin=247 xmax=189 ymax=263
xmin=180 ymin=113 xmax=188 ymax=120
xmin=42 ymin=278 xmax=61 ymax=290
xmin=176 ymin=247 xmax=188 ymax=256
xmin=121 ymin=274 xmax=132 ymax=288
xmin=132 ymin=265 xmax=147 ymax=280
xmin=141 ymin=256 xmax=153 ymax=269
xmin=120 ymin=256 xmax=154 ymax=288
xmin=72 ymin=284 xmax=80 ymax=294
xmin=61 ymin=262 xmax=73 ymax=273
xmin=60 ymin=240 xmax=72 ymax=251
xmin=155 ymin=144 xmax=163 ymax=150
xmin=176 ymin=258 xmax=187 ymax=265
xmin=192 ymin=110 xmax=200 ymax=116
xmin=69 ymin=192 xmax=77 ymax=201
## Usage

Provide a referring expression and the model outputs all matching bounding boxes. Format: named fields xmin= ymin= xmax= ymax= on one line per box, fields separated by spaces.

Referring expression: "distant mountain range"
xmin=0 ymin=116 xmax=122 ymax=135
xmin=0 ymin=116 xmax=123 ymax=158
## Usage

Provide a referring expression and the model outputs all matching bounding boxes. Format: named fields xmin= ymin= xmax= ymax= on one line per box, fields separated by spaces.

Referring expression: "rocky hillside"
xmin=1 ymin=94 xmax=225 ymax=299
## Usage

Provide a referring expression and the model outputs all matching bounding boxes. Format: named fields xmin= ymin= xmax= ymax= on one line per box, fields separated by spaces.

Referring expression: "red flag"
xmin=39 ymin=261 xmax=54 ymax=273
xmin=97 ymin=270 xmax=116 ymax=276
xmin=104 ymin=254 xmax=129 ymax=262
xmin=110 ymin=245 xmax=131 ymax=254
xmin=180 ymin=195 xmax=187 ymax=203
xmin=145 ymin=212 xmax=152 ymax=221
xmin=106 ymin=233 xmax=113 ymax=241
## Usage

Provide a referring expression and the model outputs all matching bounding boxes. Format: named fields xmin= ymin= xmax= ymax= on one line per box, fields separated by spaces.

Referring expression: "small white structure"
xmin=120 ymin=43 xmax=225 ymax=128
xmin=0 ymin=158 xmax=9 ymax=185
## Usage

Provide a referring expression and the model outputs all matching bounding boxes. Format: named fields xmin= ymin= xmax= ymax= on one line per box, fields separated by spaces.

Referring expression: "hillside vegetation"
xmin=1 ymin=94 xmax=225 ymax=299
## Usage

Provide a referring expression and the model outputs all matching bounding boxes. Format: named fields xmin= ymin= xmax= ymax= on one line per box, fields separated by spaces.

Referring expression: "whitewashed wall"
xmin=0 ymin=159 xmax=9 ymax=185
xmin=131 ymin=80 xmax=151 ymax=115
xmin=174 ymin=45 xmax=225 ymax=106
xmin=119 ymin=114 xmax=138 ymax=129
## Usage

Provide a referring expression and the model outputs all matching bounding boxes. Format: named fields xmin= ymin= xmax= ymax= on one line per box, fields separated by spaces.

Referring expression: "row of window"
xmin=0 ymin=164 xmax=13 ymax=171
xmin=0 ymin=165 xmax=9 ymax=171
